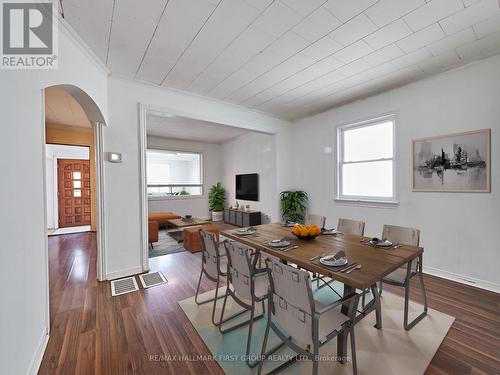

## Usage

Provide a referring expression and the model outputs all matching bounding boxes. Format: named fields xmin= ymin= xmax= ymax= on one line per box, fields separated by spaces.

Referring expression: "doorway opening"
xmin=139 ymin=105 xmax=277 ymax=272
xmin=46 ymin=144 xmax=92 ymax=235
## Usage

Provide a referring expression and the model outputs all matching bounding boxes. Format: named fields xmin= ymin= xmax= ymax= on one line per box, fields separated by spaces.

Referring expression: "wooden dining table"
xmin=222 ymin=222 xmax=424 ymax=361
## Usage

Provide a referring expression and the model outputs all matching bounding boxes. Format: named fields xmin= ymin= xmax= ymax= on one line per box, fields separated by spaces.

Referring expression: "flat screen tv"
xmin=236 ymin=173 xmax=259 ymax=201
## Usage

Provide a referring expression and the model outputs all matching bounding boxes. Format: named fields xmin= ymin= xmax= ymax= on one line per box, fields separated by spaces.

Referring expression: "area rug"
xmin=149 ymin=230 xmax=186 ymax=258
xmin=179 ymin=282 xmax=454 ymax=374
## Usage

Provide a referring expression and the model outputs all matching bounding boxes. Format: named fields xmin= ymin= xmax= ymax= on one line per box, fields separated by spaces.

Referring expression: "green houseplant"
xmin=209 ymin=182 xmax=225 ymax=221
xmin=279 ymin=191 xmax=308 ymax=223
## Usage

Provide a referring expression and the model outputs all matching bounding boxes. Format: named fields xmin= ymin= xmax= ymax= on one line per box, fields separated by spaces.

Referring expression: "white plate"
xmin=236 ymin=229 xmax=256 ymax=236
xmin=282 ymin=222 xmax=295 ymax=227
xmin=370 ymin=239 xmax=393 ymax=247
xmin=267 ymin=240 xmax=291 ymax=248
xmin=322 ymin=229 xmax=340 ymax=235
xmin=320 ymin=256 xmax=348 ymax=267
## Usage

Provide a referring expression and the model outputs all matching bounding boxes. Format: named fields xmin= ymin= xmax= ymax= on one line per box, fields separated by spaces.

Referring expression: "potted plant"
xmin=209 ymin=182 xmax=225 ymax=221
xmin=279 ymin=191 xmax=308 ymax=223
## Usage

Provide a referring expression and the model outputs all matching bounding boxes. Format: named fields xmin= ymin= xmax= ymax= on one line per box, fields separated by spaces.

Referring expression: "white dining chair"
xmin=305 ymin=214 xmax=326 ymax=228
xmin=258 ymin=258 xmax=359 ymax=375
xmin=375 ymin=225 xmax=428 ymax=330
xmin=219 ymin=241 xmax=280 ymax=368
xmin=337 ymin=218 xmax=365 ymax=235
xmin=194 ymin=230 xmax=230 ymax=326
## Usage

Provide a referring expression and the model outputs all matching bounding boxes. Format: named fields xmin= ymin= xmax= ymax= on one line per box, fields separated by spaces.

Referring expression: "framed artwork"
xmin=412 ymin=129 xmax=490 ymax=192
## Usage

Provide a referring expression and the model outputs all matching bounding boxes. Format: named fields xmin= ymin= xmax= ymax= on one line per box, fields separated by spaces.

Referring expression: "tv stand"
xmin=223 ymin=208 xmax=261 ymax=227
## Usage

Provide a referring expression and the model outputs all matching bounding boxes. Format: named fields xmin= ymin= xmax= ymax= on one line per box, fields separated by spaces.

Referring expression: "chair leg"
xmin=378 ymin=280 xmax=383 ymax=296
xmin=194 ymin=269 xmax=204 ymax=305
xmin=370 ymin=284 xmax=382 ymax=329
xmin=404 ymin=255 xmax=428 ymax=330
xmin=194 ymin=269 xmax=225 ymax=306
xmin=312 ymin=343 xmax=319 ymax=375
xmin=211 ymin=279 xmax=221 ymax=326
xmin=218 ymin=293 xmax=263 ymax=333
xmin=350 ymin=326 xmax=357 ymax=375
xmin=257 ymin=312 xmax=271 ymax=375
xmin=245 ymin=301 xmax=259 ymax=368
xmin=219 ymin=285 xmax=229 ymax=326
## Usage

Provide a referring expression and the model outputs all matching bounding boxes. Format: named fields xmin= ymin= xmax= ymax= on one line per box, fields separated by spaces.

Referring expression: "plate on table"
xmin=320 ymin=255 xmax=348 ymax=267
xmin=267 ymin=239 xmax=291 ymax=248
xmin=321 ymin=228 xmax=341 ymax=235
xmin=369 ymin=238 xmax=393 ymax=247
xmin=282 ymin=221 xmax=296 ymax=227
xmin=235 ymin=228 xmax=257 ymax=236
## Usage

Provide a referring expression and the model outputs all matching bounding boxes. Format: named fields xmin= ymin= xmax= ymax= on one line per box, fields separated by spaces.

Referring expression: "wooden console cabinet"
xmin=223 ymin=208 xmax=261 ymax=227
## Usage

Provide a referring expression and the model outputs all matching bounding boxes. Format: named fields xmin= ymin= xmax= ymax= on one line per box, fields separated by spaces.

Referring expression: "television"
xmin=236 ymin=173 xmax=259 ymax=201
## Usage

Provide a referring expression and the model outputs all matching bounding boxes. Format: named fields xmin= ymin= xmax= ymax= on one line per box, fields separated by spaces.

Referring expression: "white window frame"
xmin=146 ymin=148 xmax=204 ymax=201
xmin=335 ymin=113 xmax=398 ymax=205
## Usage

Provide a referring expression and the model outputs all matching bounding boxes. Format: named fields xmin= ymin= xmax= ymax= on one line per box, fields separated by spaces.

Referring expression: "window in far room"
xmin=336 ymin=114 xmax=397 ymax=204
xmin=146 ymin=149 xmax=203 ymax=198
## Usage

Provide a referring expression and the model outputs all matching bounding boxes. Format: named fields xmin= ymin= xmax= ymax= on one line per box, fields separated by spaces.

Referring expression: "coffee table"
xmin=167 ymin=217 xmax=211 ymax=242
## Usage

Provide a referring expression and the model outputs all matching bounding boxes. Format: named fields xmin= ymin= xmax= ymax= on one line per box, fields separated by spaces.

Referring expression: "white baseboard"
xmin=424 ymin=266 xmax=500 ymax=294
xmin=106 ymin=266 xmax=143 ymax=280
xmin=28 ymin=330 xmax=49 ymax=375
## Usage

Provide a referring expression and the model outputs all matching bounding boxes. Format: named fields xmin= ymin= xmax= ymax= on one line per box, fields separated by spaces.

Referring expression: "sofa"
xmin=148 ymin=221 xmax=159 ymax=248
xmin=148 ymin=211 xmax=181 ymax=227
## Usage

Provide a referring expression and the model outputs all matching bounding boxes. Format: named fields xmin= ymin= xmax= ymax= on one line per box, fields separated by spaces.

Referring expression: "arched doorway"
xmin=42 ymin=84 xmax=107 ymax=281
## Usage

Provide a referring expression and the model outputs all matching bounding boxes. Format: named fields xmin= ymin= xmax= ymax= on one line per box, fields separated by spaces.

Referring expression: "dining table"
xmin=221 ymin=222 xmax=425 ymax=362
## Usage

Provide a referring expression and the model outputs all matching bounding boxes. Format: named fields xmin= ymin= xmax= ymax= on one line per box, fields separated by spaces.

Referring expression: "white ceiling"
xmin=45 ymin=86 xmax=92 ymax=128
xmin=63 ymin=0 xmax=500 ymax=120
xmin=147 ymin=114 xmax=251 ymax=143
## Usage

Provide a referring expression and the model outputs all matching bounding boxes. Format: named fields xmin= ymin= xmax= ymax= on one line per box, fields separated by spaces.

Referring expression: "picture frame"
xmin=412 ymin=129 xmax=490 ymax=192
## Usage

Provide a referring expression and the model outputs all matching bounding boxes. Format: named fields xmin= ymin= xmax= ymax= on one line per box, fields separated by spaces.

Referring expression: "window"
xmin=336 ymin=115 xmax=397 ymax=204
xmin=146 ymin=149 xmax=203 ymax=198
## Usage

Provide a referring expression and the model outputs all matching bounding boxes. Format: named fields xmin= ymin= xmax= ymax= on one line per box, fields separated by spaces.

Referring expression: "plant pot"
xmin=211 ymin=211 xmax=223 ymax=222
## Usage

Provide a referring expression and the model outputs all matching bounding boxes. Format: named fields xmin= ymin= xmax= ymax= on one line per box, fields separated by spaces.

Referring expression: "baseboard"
xmin=424 ymin=266 xmax=500 ymax=294
xmin=27 ymin=330 xmax=49 ymax=375
xmin=106 ymin=266 xmax=144 ymax=281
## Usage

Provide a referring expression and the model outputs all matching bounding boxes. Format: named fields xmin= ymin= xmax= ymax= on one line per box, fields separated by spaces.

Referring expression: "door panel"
xmin=57 ymin=159 xmax=91 ymax=228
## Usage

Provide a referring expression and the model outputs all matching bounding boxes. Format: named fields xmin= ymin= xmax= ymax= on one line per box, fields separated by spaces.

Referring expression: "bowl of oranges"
xmin=291 ymin=224 xmax=321 ymax=240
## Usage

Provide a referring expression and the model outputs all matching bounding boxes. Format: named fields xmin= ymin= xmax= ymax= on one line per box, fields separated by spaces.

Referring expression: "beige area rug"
xmin=179 ymin=283 xmax=454 ymax=374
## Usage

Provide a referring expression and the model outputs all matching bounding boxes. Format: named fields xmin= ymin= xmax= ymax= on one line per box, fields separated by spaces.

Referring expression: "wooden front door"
xmin=57 ymin=159 xmax=91 ymax=228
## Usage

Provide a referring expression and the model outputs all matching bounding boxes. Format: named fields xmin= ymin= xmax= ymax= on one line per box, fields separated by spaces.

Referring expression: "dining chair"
xmin=219 ymin=241 xmax=280 ymax=368
xmin=374 ymin=225 xmax=428 ymax=330
xmin=258 ymin=258 xmax=359 ymax=375
xmin=194 ymin=230 xmax=230 ymax=326
xmin=305 ymin=214 xmax=326 ymax=228
xmin=337 ymin=218 xmax=365 ymax=235
xmin=314 ymin=219 xmax=365 ymax=291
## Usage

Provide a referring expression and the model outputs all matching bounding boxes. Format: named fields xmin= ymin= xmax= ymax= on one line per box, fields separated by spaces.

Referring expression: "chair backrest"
xmin=337 ymin=218 xmax=365 ymax=236
xmin=266 ymin=258 xmax=315 ymax=345
xmin=382 ymin=225 xmax=420 ymax=247
xmin=200 ymin=230 xmax=221 ymax=279
xmin=305 ymin=214 xmax=326 ymax=228
xmin=224 ymin=241 xmax=254 ymax=301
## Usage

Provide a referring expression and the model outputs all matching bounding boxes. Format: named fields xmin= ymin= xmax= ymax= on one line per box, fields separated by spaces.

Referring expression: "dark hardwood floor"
xmin=39 ymin=228 xmax=500 ymax=374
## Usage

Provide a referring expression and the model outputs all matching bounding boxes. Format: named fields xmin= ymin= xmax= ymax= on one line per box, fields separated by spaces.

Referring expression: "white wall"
xmin=45 ymin=144 xmax=90 ymax=229
xmin=104 ymin=76 xmax=290 ymax=279
xmin=0 ymin=19 xmax=108 ymax=375
xmin=292 ymin=55 xmax=500 ymax=291
xmin=147 ymin=136 xmax=222 ymax=219
xmin=222 ymin=132 xmax=278 ymax=222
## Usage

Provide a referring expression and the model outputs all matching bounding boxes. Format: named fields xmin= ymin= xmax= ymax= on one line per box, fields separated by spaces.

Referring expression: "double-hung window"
xmin=336 ymin=114 xmax=397 ymax=204
xmin=147 ymin=149 xmax=203 ymax=198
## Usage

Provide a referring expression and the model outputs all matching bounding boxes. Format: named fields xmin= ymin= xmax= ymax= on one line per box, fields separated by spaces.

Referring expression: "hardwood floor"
xmin=39 ymin=229 xmax=500 ymax=374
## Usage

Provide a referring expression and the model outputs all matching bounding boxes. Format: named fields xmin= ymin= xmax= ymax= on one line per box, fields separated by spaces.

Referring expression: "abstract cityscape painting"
xmin=413 ymin=129 xmax=490 ymax=192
